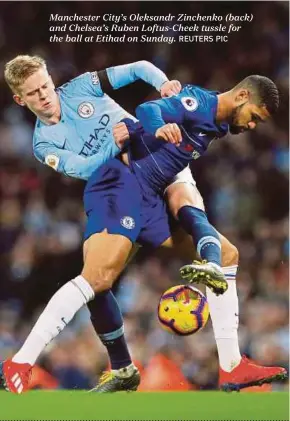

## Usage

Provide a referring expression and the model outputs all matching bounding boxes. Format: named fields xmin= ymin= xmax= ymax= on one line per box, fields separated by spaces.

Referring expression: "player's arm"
xmin=99 ymin=61 xmax=181 ymax=97
xmin=34 ymin=145 xmax=118 ymax=180
xmin=33 ymin=125 xmax=127 ymax=180
xmin=136 ymin=95 xmax=186 ymax=145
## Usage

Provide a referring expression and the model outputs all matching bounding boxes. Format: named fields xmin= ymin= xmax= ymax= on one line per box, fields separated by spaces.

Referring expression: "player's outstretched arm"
xmin=103 ymin=61 xmax=181 ymax=96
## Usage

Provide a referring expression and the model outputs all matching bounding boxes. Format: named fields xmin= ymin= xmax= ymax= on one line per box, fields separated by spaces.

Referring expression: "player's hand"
xmin=113 ymin=122 xmax=130 ymax=149
xmin=155 ymin=123 xmax=182 ymax=146
xmin=160 ymin=80 xmax=182 ymax=98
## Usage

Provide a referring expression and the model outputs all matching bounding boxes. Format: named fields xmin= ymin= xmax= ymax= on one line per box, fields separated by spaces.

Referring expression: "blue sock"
xmin=177 ymin=206 xmax=221 ymax=266
xmin=88 ymin=290 xmax=132 ymax=370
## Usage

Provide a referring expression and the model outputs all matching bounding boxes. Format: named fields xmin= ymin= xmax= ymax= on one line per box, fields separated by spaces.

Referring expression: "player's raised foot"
xmin=219 ymin=355 xmax=288 ymax=392
xmin=90 ymin=364 xmax=140 ymax=393
xmin=180 ymin=260 xmax=228 ymax=296
xmin=0 ymin=359 xmax=32 ymax=394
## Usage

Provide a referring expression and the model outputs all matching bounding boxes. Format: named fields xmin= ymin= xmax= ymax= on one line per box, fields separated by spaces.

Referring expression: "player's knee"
xmin=166 ymin=183 xmax=205 ymax=219
xmin=221 ymin=240 xmax=239 ymax=266
xmin=82 ymin=266 xmax=119 ymax=294
xmin=88 ymin=274 xmax=115 ymax=294
xmin=97 ymin=269 xmax=117 ymax=292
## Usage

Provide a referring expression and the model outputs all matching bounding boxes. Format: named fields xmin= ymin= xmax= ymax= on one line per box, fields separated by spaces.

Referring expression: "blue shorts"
xmin=83 ymin=158 xmax=171 ymax=248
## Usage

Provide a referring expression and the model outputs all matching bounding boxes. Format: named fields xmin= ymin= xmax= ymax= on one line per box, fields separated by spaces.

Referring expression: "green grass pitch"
xmin=0 ymin=391 xmax=288 ymax=420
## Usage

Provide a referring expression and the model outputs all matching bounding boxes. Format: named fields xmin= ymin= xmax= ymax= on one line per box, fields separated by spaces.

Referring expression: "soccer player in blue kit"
xmin=1 ymin=55 xmax=287 ymax=393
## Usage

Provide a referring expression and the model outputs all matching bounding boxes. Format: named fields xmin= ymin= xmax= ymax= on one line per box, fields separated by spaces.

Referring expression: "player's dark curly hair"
xmin=234 ymin=75 xmax=279 ymax=114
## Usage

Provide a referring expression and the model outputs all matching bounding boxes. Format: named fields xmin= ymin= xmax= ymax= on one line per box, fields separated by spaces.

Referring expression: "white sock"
xmin=208 ymin=262 xmax=222 ymax=271
xmin=206 ymin=265 xmax=242 ymax=372
xmin=13 ymin=275 xmax=94 ymax=365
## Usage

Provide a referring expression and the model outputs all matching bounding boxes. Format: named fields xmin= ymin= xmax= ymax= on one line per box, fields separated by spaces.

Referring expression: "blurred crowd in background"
xmin=0 ymin=1 xmax=288 ymax=391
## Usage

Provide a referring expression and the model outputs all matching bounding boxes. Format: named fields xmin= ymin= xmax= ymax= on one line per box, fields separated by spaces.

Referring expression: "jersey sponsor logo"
xmin=45 ymin=154 xmax=60 ymax=170
xmin=90 ymin=71 xmax=99 ymax=85
xmin=79 ymin=114 xmax=110 ymax=157
xmin=120 ymin=216 xmax=135 ymax=230
xmin=181 ymin=96 xmax=198 ymax=112
xmin=78 ymin=102 xmax=95 ymax=118
xmin=198 ymin=132 xmax=206 ymax=137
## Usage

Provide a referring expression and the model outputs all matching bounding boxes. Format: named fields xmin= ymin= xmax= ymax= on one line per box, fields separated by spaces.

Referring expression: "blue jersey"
xmin=128 ymin=85 xmax=229 ymax=193
xmin=33 ymin=61 xmax=168 ymax=180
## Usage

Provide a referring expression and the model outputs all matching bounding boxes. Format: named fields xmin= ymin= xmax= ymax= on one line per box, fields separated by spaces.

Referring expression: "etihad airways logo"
xmin=79 ymin=114 xmax=111 ymax=157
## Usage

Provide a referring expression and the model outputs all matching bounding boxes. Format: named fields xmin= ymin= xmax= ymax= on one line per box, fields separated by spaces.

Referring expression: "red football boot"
xmin=219 ymin=355 xmax=287 ymax=392
xmin=0 ymin=359 xmax=32 ymax=394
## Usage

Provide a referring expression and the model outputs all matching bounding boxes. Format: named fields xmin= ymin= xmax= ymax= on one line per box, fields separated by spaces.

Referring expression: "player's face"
xmin=230 ymin=103 xmax=270 ymax=134
xmin=229 ymin=90 xmax=270 ymax=134
xmin=13 ymin=68 xmax=59 ymax=119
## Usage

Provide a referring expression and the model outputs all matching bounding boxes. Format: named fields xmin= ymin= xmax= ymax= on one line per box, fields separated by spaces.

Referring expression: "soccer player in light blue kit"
xmin=2 ymin=56 xmax=286 ymax=394
xmin=31 ymin=62 xmax=179 ymax=179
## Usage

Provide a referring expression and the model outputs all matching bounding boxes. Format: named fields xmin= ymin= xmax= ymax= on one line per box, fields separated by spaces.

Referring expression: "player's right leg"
xmin=164 ymin=171 xmax=287 ymax=389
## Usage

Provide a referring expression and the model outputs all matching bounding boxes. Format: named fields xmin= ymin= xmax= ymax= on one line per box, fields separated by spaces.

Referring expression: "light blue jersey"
xmin=33 ymin=61 xmax=168 ymax=180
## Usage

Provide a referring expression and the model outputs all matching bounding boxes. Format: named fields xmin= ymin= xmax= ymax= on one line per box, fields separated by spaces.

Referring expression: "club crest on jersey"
xmin=120 ymin=216 xmax=135 ymax=230
xmin=45 ymin=154 xmax=60 ymax=170
xmin=181 ymin=96 xmax=198 ymax=112
xmin=78 ymin=102 xmax=95 ymax=118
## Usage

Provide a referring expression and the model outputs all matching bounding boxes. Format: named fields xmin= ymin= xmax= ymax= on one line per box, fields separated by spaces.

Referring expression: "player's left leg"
xmin=0 ymin=159 xmax=142 ymax=394
xmin=165 ymin=176 xmax=287 ymax=390
xmin=0 ymin=231 xmax=135 ymax=394
xmin=165 ymin=173 xmax=227 ymax=296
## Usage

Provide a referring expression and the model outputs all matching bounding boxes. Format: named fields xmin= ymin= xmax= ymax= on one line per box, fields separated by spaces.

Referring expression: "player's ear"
xmin=13 ymin=94 xmax=25 ymax=107
xmin=235 ymin=89 xmax=249 ymax=105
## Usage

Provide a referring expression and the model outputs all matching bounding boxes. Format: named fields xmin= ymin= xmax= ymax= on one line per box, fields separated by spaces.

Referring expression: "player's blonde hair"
xmin=4 ymin=55 xmax=47 ymax=93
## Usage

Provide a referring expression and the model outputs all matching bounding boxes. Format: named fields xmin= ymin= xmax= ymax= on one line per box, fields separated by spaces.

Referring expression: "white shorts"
xmin=164 ymin=166 xmax=205 ymax=211
xmin=170 ymin=165 xmax=196 ymax=186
